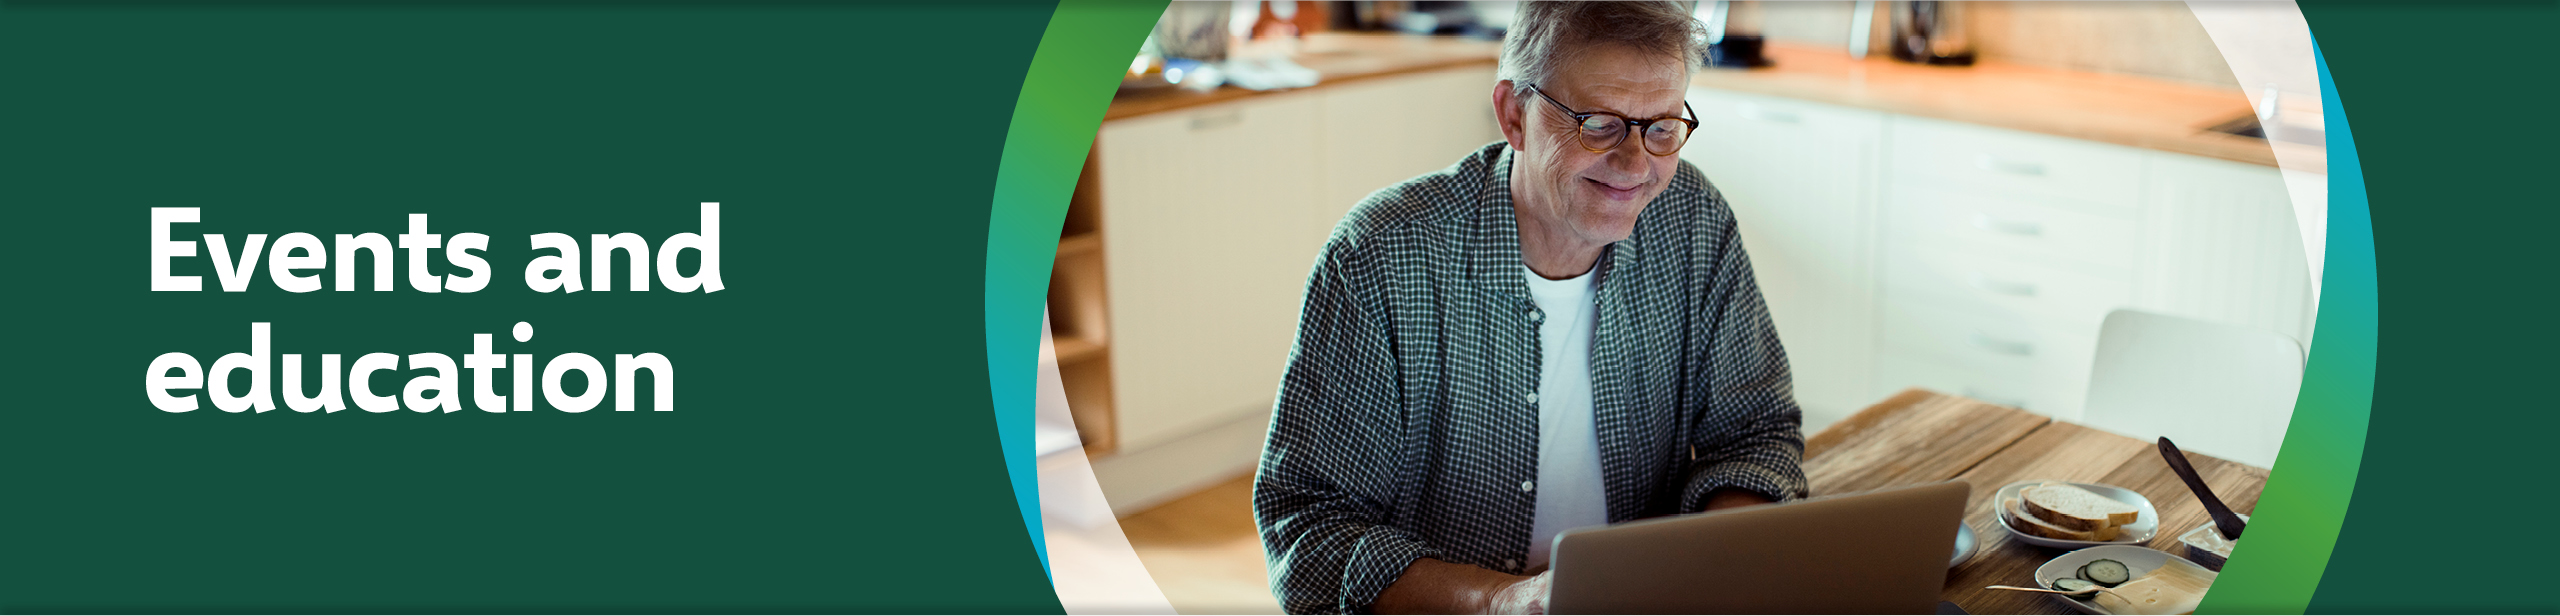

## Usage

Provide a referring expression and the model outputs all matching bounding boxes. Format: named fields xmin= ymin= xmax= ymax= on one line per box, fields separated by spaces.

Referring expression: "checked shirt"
xmin=1253 ymin=142 xmax=1811 ymax=614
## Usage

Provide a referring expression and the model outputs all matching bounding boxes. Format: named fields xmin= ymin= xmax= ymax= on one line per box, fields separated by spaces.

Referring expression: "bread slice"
xmin=2004 ymin=497 xmax=2121 ymax=541
xmin=2021 ymin=483 xmax=2140 ymax=531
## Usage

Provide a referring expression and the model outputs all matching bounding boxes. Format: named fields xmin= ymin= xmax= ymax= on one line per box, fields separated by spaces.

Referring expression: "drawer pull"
xmin=1975 ymin=154 xmax=2048 ymax=177
xmin=1189 ymin=109 xmax=1245 ymax=131
xmin=1737 ymin=103 xmax=1802 ymax=124
xmin=1967 ymin=332 xmax=2035 ymax=357
xmin=1971 ymin=213 xmax=2044 ymax=237
xmin=1969 ymin=272 xmax=2039 ymax=297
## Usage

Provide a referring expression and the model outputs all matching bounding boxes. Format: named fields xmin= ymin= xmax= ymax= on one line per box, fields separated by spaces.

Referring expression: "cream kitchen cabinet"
xmin=2132 ymin=154 xmax=2315 ymax=349
xmin=1876 ymin=115 xmax=2152 ymax=420
xmin=1680 ymin=88 xmax=1886 ymax=430
xmin=1091 ymin=68 xmax=1505 ymax=456
xmin=1314 ymin=65 xmax=1504 ymax=237
xmin=1095 ymin=91 xmax=1325 ymax=452
xmin=1684 ymin=87 xmax=2313 ymax=425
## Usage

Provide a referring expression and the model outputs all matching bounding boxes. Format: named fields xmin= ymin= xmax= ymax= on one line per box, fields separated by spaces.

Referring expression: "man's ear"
xmin=1493 ymin=80 xmax=1527 ymax=151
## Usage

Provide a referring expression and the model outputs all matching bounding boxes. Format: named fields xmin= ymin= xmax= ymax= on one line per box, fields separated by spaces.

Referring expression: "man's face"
xmin=1501 ymin=44 xmax=1690 ymax=251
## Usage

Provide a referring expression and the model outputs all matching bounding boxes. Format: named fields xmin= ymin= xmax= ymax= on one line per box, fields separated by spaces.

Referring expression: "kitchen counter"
xmin=1103 ymin=36 xmax=2318 ymax=172
xmin=1693 ymin=43 xmax=2320 ymax=173
xmin=1104 ymin=33 xmax=1501 ymax=122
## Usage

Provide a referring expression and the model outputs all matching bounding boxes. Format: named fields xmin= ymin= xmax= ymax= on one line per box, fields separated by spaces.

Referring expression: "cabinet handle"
xmin=1971 ymin=213 xmax=2044 ymax=237
xmin=1967 ymin=332 xmax=2034 ymax=357
xmin=1975 ymin=154 xmax=2048 ymax=177
xmin=1737 ymin=103 xmax=1801 ymax=124
xmin=1189 ymin=109 xmax=1245 ymax=131
xmin=1969 ymin=272 xmax=2039 ymax=297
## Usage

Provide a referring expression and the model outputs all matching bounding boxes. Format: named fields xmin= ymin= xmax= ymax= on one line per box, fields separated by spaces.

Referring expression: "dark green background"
xmin=2299 ymin=1 xmax=2559 ymax=613
xmin=1 ymin=2 xmax=1064 ymax=612
xmin=10 ymin=0 xmax=2560 ymax=614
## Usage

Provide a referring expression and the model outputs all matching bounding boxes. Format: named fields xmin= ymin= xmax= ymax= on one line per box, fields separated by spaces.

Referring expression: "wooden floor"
xmin=1118 ymin=474 xmax=1285 ymax=614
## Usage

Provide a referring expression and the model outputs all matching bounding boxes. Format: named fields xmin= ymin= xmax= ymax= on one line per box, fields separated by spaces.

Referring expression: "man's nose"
xmin=1605 ymin=135 xmax=1654 ymax=178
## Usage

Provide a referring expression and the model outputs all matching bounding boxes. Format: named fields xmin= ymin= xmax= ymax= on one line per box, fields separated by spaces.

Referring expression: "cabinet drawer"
xmin=1878 ymin=294 xmax=2102 ymax=392
xmin=1882 ymin=242 xmax=2132 ymax=330
xmin=1888 ymin=184 xmax=2137 ymax=273
xmin=1890 ymin=115 xmax=2147 ymax=208
xmin=1689 ymin=87 xmax=1889 ymax=145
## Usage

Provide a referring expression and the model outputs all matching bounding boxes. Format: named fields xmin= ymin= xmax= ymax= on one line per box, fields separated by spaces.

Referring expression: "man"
xmin=1252 ymin=2 xmax=1809 ymax=614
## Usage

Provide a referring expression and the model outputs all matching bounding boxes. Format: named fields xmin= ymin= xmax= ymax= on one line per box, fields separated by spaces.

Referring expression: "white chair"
xmin=2080 ymin=310 xmax=2304 ymax=469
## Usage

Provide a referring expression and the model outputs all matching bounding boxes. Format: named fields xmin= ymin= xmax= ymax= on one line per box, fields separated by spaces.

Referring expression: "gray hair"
xmin=1498 ymin=1 xmax=1708 ymax=97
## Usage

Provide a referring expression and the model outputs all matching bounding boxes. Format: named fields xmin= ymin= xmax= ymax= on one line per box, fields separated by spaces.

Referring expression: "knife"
xmin=2158 ymin=437 xmax=2246 ymax=539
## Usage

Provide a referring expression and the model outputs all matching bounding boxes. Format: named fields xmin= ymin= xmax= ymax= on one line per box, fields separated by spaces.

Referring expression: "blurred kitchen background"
xmin=1034 ymin=2 xmax=2323 ymax=612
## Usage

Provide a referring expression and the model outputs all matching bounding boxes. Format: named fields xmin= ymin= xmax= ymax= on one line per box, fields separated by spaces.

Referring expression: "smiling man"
xmin=1252 ymin=2 xmax=1810 ymax=614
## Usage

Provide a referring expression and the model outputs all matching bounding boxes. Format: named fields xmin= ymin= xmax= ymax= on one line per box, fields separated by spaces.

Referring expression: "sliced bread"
xmin=2004 ymin=497 xmax=2121 ymax=542
xmin=2021 ymin=483 xmax=2140 ymax=531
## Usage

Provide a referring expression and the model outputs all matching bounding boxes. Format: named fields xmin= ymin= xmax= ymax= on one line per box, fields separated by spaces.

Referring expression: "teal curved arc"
xmin=2196 ymin=40 xmax=2376 ymax=615
xmin=983 ymin=0 xmax=1170 ymax=580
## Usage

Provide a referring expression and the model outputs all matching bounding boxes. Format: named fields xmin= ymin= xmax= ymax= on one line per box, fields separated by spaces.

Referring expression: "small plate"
xmin=2032 ymin=545 xmax=2208 ymax=615
xmin=1993 ymin=481 xmax=2159 ymax=548
xmin=1950 ymin=522 xmax=1977 ymax=568
xmin=2176 ymin=512 xmax=2248 ymax=570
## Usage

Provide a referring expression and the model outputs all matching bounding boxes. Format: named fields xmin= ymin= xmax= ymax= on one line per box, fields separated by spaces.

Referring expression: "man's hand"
xmin=1375 ymin=558 xmax=1552 ymax=614
xmin=1703 ymin=488 xmax=1776 ymax=511
xmin=1486 ymin=571 xmax=1553 ymax=615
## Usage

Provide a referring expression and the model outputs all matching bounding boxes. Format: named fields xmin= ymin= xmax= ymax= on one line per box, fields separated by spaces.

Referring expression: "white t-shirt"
xmin=1523 ymin=265 xmax=1608 ymax=572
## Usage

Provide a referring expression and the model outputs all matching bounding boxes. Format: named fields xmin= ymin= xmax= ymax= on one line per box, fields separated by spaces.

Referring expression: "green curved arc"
xmin=982 ymin=0 xmax=1167 ymax=579
xmin=2195 ymin=40 xmax=2375 ymax=615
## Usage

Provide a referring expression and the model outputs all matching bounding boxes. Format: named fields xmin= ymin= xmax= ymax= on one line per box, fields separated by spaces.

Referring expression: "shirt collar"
xmin=1474 ymin=146 xmax=1642 ymax=303
xmin=1473 ymin=147 xmax=1535 ymax=304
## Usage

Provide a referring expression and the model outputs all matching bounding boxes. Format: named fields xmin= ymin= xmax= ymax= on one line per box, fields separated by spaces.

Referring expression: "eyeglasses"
xmin=1525 ymin=84 xmax=1699 ymax=156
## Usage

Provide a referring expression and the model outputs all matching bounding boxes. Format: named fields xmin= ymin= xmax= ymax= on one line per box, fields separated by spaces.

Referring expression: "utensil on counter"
xmin=2156 ymin=437 xmax=2246 ymax=540
xmin=1986 ymin=585 xmax=2101 ymax=597
xmin=1887 ymin=0 xmax=1975 ymax=65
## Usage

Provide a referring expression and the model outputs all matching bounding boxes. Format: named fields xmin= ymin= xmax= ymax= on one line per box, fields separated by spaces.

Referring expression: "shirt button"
xmin=1525 ymin=392 xmax=1540 ymax=404
xmin=1505 ymin=558 xmax=1521 ymax=569
xmin=1521 ymin=480 xmax=1536 ymax=492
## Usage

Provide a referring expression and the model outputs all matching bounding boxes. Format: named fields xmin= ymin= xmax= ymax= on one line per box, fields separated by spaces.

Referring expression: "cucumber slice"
xmin=2084 ymin=559 xmax=2133 ymax=587
xmin=2052 ymin=578 xmax=2099 ymax=593
xmin=2076 ymin=563 xmax=2091 ymax=581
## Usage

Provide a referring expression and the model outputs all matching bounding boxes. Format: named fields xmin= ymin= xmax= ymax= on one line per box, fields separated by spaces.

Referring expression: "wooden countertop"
xmin=1103 ymin=33 xmax=1502 ymax=122
xmin=1104 ymin=36 xmax=2318 ymax=173
xmin=1806 ymin=389 xmax=2269 ymax=615
xmin=1694 ymin=43 xmax=2319 ymax=173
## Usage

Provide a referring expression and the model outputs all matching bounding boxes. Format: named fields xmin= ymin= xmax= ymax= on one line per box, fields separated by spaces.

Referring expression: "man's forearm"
xmin=1373 ymin=557 xmax=1523 ymax=614
xmin=1703 ymin=487 xmax=1777 ymax=511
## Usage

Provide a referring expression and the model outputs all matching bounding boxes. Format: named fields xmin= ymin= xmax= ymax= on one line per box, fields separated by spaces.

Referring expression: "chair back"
xmin=2082 ymin=309 xmax=2304 ymax=469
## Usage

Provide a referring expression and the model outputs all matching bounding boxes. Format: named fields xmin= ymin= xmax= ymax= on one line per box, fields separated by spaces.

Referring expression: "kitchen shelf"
xmin=1049 ymin=143 xmax=1115 ymax=455
xmin=1057 ymin=232 xmax=1101 ymax=259
xmin=1052 ymin=335 xmax=1106 ymax=365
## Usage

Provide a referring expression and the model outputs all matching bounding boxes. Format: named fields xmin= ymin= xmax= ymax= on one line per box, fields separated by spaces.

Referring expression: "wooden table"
xmin=1805 ymin=389 xmax=2269 ymax=615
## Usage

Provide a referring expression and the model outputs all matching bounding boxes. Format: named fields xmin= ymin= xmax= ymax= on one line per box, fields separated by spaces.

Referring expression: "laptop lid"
xmin=1546 ymin=480 xmax=1969 ymax=614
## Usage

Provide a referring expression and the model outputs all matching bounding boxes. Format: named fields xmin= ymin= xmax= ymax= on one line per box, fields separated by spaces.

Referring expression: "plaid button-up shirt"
xmin=1253 ymin=142 xmax=1810 ymax=614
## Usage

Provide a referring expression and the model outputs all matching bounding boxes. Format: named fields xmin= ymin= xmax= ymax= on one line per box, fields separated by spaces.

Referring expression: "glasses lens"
xmin=1643 ymin=121 xmax=1690 ymax=154
xmin=1577 ymin=114 xmax=1625 ymax=152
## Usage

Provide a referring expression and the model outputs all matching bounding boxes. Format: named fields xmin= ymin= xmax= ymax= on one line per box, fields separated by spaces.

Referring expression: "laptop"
xmin=1546 ymin=480 xmax=1970 ymax=614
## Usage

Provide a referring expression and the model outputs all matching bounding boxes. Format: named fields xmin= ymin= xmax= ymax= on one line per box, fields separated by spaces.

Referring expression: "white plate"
xmin=1993 ymin=481 xmax=2159 ymax=548
xmin=2032 ymin=545 xmax=2208 ymax=615
xmin=1950 ymin=522 xmax=1977 ymax=568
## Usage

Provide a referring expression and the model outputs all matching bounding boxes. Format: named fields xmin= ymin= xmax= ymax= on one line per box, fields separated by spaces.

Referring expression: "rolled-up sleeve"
xmin=1254 ymin=238 xmax=1435 ymax=614
xmin=1679 ymin=217 xmax=1812 ymax=511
